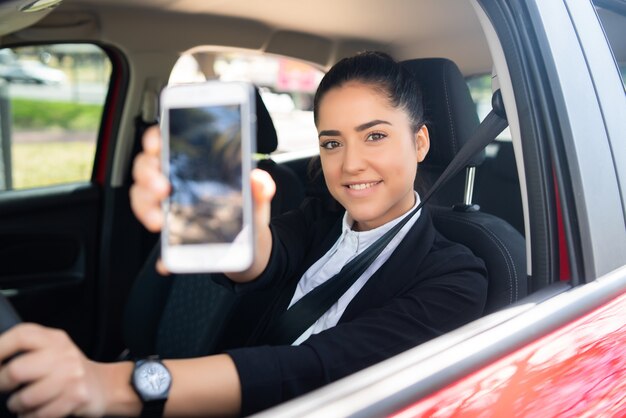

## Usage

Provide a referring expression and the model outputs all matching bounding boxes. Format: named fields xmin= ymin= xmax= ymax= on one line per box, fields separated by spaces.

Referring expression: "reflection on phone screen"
xmin=168 ymin=105 xmax=242 ymax=246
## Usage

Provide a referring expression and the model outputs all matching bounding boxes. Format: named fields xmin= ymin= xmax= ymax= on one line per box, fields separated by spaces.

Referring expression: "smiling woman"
xmin=0 ymin=51 xmax=488 ymax=418
xmin=0 ymin=0 xmax=625 ymax=416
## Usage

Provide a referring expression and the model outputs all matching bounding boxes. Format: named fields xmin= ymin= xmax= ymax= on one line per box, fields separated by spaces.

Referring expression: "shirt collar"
xmin=339 ymin=191 xmax=421 ymax=251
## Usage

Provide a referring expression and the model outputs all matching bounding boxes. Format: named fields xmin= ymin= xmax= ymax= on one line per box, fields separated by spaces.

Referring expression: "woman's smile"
xmin=344 ymin=180 xmax=383 ymax=194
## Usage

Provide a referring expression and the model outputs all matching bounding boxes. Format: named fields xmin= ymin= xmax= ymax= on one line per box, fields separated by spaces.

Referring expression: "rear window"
xmin=0 ymin=43 xmax=111 ymax=191
xmin=596 ymin=5 xmax=626 ymax=89
xmin=168 ymin=50 xmax=323 ymax=154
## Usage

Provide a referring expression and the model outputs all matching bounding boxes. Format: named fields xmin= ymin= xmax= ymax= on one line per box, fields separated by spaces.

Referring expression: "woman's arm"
xmin=129 ymin=126 xmax=275 ymax=282
xmin=0 ymin=323 xmax=242 ymax=417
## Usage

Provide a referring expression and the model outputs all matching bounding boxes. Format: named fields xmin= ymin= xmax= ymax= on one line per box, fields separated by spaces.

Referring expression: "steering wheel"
xmin=0 ymin=291 xmax=21 ymax=335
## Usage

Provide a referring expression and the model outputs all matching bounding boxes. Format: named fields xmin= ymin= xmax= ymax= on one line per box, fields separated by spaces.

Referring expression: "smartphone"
xmin=160 ymin=81 xmax=256 ymax=273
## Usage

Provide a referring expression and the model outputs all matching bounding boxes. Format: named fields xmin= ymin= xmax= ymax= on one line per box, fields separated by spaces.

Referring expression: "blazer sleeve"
xmin=226 ymin=249 xmax=487 ymax=415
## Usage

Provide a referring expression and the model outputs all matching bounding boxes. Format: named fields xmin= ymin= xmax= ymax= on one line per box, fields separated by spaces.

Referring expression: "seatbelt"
xmin=262 ymin=97 xmax=508 ymax=345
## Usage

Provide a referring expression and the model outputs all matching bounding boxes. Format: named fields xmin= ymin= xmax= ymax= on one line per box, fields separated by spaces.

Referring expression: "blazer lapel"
xmin=339 ymin=209 xmax=436 ymax=322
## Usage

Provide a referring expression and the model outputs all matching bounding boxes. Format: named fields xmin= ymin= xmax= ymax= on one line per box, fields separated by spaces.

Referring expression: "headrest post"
xmin=463 ymin=166 xmax=476 ymax=206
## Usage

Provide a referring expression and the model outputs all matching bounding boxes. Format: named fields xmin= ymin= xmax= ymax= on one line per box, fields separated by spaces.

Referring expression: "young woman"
xmin=0 ymin=52 xmax=487 ymax=417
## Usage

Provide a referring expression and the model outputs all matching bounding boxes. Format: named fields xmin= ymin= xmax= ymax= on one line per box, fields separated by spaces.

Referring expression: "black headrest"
xmin=401 ymin=58 xmax=484 ymax=169
xmin=254 ymin=88 xmax=279 ymax=154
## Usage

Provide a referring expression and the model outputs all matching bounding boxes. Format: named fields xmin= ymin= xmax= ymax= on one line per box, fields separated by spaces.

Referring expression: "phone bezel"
xmin=160 ymin=81 xmax=256 ymax=273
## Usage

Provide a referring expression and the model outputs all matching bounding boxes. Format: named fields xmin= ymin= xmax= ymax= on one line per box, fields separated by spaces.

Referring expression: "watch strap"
xmin=139 ymin=399 xmax=166 ymax=418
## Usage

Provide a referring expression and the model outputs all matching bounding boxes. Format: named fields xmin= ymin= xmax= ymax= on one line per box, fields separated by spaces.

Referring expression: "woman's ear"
xmin=415 ymin=125 xmax=430 ymax=163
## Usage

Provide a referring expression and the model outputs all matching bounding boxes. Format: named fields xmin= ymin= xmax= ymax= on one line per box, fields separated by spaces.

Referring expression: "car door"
xmin=0 ymin=42 xmax=127 ymax=357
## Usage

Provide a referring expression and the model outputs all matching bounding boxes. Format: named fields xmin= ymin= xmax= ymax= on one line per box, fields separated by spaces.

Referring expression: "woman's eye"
xmin=321 ymin=140 xmax=341 ymax=150
xmin=366 ymin=132 xmax=387 ymax=141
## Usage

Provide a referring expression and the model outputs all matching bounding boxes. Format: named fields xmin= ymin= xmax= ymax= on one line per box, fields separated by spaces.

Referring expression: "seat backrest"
xmin=253 ymin=88 xmax=305 ymax=216
xmin=401 ymin=58 xmax=527 ymax=313
xmin=474 ymin=141 xmax=524 ymax=235
xmin=402 ymin=58 xmax=485 ymax=206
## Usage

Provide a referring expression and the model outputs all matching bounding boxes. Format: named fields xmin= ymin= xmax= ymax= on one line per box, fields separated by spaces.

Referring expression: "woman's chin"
xmin=345 ymin=208 xmax=387 ymax=230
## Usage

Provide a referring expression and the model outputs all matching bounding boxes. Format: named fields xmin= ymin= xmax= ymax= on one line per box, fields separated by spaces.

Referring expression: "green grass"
xmin=11 ymin=99 xmax=103 ymax=131
xmin=11 ymin=141 xmax=96 ymax=189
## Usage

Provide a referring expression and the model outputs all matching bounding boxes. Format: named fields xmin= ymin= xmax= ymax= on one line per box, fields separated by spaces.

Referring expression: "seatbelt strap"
xmin=263 ymin=106 xmax=508 ymax=345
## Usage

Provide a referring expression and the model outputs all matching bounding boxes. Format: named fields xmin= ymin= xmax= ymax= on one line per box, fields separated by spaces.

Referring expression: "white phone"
xmin=160 ymin=81 xmax=256 ymax=273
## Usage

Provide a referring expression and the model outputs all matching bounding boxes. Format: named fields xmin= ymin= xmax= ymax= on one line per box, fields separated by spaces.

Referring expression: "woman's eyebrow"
xmin=318 ymin=120 xmax=391 ymax=138
xmin=355 ymin=119 xmax=391 ymax=131
xmin=318 ymin=129 xmax=341 ymax=138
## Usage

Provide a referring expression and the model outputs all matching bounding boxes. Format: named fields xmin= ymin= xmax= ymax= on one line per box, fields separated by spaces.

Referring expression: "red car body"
xmin=392 ymin=290 xmax=626 ymax=417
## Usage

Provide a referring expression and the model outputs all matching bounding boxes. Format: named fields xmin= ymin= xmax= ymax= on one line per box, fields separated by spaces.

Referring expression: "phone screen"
xmin=167 ymin=105 xmax=243 ymax=246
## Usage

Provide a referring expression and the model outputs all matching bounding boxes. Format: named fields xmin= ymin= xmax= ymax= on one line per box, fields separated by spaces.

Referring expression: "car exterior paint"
xmin=390 ymin=290 xmax=626 ymax=417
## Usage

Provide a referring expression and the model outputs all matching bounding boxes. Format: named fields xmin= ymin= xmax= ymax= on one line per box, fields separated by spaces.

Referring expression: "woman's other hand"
xmin=0 ymin=324 xmax=109 ymax=418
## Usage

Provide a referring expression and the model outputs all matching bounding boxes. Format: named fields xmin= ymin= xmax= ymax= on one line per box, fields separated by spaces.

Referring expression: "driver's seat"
xmin=401 ymin=57 xmax=527 ymax=313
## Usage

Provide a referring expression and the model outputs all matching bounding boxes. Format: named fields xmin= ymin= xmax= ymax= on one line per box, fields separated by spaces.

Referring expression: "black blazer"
xmin=225 ymin=198 xmax=488 ymax=416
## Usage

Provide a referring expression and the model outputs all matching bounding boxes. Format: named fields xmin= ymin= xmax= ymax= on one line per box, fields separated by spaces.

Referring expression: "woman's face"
xmin=316 ymin=82 xmax=429 ymax=231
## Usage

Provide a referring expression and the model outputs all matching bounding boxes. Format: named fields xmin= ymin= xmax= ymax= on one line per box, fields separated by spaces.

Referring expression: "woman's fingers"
xmin=130 ymin=183 xmax=166 ymax=232
xmin=0 ymin=324 xmax=106 ymax=418
xmin=142 ymin=125 xmax=162 ymax=156
xmin=2 ymin=349 xmax=58 ymax=396
xmin=6 ymin=362 xmax=64 ymax=414
xmin=0 ymin=325 xmax=69 ymax=392
xmin=251 ymin=168 xmax=276 ymax=204
xmin=156 ymin=257 xmax=171 ymax=276
xmin=130 ymin=126 xmax=170 ymax=232
xmin=131 ymin=152 xmax=166 ymax=187
xmin=251 ymin=168 xmax=276 ymax=227
xmin=18 ymin=397 xmax=76 ymax=418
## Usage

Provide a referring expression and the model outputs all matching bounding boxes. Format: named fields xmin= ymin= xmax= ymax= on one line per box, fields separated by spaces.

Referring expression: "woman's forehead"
xmin=317 ymin=83 xmax=406 ymax=128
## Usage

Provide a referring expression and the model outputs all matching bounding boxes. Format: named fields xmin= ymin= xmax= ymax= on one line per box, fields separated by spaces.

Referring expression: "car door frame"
xmin=0 ymin=42 xmax=129 ymax=357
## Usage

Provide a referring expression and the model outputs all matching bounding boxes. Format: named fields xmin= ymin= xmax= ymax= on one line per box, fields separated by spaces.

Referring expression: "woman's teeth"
xmin=348 ymin=181 xmax=379 ymax=190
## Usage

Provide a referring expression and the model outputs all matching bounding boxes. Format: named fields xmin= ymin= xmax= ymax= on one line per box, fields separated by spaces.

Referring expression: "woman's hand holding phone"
xmin=130 ymin=126 xmax=276 ymax=278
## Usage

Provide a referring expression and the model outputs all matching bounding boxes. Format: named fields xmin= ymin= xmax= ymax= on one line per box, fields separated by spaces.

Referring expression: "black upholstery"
xmin=431 ymin=207 xmax=526 ymax=313
xmin=401 ymin=58 xmax=484 ymax=169
xmin=401 ymin=58 xmax=483 ymax=205
xmin=475 ymin=142 xmax=525 ymax=235
xmin=401 ymin=57 xmax=527 ymax=313
xmin=255 ymin=89 xmax=278 ymax=154
xmin=253 ymin=88 xmax=304 ymax=216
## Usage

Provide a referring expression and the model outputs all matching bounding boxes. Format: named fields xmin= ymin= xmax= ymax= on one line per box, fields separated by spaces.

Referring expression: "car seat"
xmin=401 ymin=58 xmax=526 ymax=313
xmin=474 ymin=141 xmax=525 ymax=235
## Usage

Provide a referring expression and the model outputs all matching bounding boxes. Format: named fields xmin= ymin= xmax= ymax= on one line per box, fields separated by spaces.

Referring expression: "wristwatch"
xmin=131 ymin=357 xmax=172 ymax=418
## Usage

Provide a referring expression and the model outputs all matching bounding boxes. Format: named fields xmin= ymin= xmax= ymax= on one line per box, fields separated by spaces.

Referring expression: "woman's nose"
xmin=342 ymin=144 xmax=367 ymax=173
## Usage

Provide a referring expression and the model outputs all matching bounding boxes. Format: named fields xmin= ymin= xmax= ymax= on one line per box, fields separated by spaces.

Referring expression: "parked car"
xmin=0 ymin=52 xmax=67 ymax=84
xmin=0 ymin=0 xmax=624 ymax=416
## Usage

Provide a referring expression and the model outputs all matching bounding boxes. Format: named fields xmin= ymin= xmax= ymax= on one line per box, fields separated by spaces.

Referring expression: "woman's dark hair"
xmin=313 ymin=51 xmax=425 ymax=132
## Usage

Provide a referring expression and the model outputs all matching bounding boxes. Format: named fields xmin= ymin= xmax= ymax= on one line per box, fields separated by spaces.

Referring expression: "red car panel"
xmin=390 ymin=290 xmax=626 ymax=417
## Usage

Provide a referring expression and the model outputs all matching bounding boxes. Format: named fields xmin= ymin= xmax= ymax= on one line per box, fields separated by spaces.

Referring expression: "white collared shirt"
xmin=289 ymin=192 xmax=422 ymax=345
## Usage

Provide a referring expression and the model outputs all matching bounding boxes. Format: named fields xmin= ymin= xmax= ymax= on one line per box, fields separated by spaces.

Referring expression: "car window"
xmin=0 ymin=43 xmax=111 ymax=191
xmin=595 ymin=5 xmax=626 ymax=89
xmin=168 ymin=50 xmax=323 ymax=154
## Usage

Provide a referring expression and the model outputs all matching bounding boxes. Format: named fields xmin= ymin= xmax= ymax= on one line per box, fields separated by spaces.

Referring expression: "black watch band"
xmin=139 ymin=399 xmax=167 ymax=418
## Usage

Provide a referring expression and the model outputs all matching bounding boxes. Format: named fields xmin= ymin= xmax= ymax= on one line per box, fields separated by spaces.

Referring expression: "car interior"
xmin=0 ymin=0 xmax=624 ymax=415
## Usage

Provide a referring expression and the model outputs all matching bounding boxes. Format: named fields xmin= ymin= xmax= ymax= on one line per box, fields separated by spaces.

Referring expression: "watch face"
xmin=134 ymin=361 xmax=172 ymax=400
